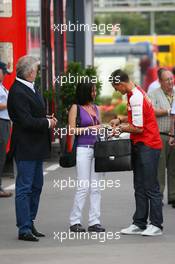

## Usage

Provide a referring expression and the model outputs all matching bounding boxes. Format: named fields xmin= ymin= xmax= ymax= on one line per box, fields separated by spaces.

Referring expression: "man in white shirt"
xmin=0 ymin=62 xmax=13 ymax=198
xmin=148 ymin=68 xmax=175 ymax=207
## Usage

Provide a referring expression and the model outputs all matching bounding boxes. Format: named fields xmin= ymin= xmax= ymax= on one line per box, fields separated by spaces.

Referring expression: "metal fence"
xmin=94 ymin=0 xmax=175 ymax=8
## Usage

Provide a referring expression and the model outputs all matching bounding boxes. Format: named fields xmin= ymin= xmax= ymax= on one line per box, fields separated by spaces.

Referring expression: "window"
xmin=0 ymin=0 xmax=12 ymax=17
xmin=158 ymin=45 xmax=170 ymax=52
xmin=0 ymin=42 xmax=13 ymax=72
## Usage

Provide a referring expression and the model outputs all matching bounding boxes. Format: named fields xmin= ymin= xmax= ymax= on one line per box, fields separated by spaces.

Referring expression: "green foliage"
xmin=155 ymin=12 xmax=175 ymax=34
xmin=95 ymin=12 xmax=150 ymax=35
xmin=95 ymin=11 xmax=175 ymax=35
xmin=112 ymin=91 xmax=122 ymax=100
xmin=43 ymin=89 xmax=53 ymax=102
xmin=113 ymin=102 xmax=127 ymax=116
xmin=35 ymin=68 xmax=53 ymax=102
xmin=35 ymin=69 xmax=41 ymax=91
xmin=59 ymin=62 xmax=102 ymax=126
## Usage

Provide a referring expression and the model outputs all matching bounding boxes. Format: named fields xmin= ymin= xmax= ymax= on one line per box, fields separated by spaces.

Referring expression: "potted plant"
xmin=58 ymin=62 xmax=102 ymax=127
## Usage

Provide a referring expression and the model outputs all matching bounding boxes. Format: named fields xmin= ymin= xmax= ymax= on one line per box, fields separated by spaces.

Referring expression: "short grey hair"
xmin=16 ymin=55 xmax=39 ymax=79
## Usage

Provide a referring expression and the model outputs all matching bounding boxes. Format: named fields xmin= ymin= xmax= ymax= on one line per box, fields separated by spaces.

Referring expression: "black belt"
xmin=0 ymin=118 xmax=10 ymax=122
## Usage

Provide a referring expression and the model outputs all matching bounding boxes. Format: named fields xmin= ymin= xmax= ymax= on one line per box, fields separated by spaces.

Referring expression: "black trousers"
xmin=132 ymin=143 xmax=163 ymax=229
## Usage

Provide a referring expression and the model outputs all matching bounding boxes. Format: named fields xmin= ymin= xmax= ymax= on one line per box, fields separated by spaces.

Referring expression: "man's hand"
xmin=50 ymin=117 xmax=57 ymax=129
xmin=154 ymin=108 xmax=171 ymax=117
xmin=169 ymin=136 xmax=175 ymax=147
xmin=107 ymin=126 xmax=121 ymax=138
xmin=110 ymin=118 xmax=120 ymax=128
xmin=47 ymin=114 xmax=58 ymax=129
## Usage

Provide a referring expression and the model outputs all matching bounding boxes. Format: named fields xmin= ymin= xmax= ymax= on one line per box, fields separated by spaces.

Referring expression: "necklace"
xmin=82 ymin=104 xmax=98 ymax=125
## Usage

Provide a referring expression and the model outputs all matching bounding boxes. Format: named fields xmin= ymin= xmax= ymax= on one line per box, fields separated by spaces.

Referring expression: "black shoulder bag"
xmin=59 ymin=105 xmax=81 ymax=168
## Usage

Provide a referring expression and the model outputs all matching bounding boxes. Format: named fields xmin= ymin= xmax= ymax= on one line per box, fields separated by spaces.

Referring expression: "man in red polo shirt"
xmin=110 ymin=69 xmax=163 ymax=236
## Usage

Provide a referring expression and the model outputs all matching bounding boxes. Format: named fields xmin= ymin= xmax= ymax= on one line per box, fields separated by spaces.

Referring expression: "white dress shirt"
xmin=16 ymin=77 xmax=35 ymax=93
xmin=16 ymin=77 xmax=51 ymax=128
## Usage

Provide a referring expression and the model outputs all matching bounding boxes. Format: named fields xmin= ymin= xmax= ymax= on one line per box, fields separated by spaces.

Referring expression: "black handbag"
xmin=94 ymin=138 xmax=132 ymax=172
xmin=59 ymin=105 xmax=81 ymax=168
xmin=59 ymin=137 xmax=77 ymax=168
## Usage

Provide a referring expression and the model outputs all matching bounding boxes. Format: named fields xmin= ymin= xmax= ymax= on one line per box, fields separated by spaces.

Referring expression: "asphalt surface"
xmin=0 ymin=160 xmax=175 ymax=264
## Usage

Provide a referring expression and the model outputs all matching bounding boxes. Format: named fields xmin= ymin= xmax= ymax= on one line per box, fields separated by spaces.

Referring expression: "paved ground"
xmin=0 ymin=160 xmax=175 ymax=264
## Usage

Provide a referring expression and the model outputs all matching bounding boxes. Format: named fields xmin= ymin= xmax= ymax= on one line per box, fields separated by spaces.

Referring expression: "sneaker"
xmin=0 ymin=189 xmax=13 ymax=198
xmin=120 ymin=224 xmax=143 ymax=235
xmin=141 ymin=225 xmax=162 ymax=236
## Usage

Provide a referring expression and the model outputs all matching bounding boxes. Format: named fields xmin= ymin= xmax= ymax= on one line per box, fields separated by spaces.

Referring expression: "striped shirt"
xmin=148 ymin=87 xmax=175 ymax=133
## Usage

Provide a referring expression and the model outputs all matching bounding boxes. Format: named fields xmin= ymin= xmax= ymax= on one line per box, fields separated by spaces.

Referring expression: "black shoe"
xmin=88 ymin=224 xmax=105 ymax=233
xmin=70 ymin=224 xmax=86 ymax=232
xmin=32 ymin=223 xmax=45 ymax=237
xmin=18 ymin=233 xmax=39 ymax=242
xmin=172 ymin=202 xmax=175 ymax=208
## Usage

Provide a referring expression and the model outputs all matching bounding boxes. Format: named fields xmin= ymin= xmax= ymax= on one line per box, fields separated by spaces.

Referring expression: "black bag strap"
xmin=76 ymin=104 xmax=81 ymax=127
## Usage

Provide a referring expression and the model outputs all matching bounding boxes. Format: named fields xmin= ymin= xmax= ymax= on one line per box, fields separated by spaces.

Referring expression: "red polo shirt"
xmin=127 ymin=86 xmax=162 ymax=149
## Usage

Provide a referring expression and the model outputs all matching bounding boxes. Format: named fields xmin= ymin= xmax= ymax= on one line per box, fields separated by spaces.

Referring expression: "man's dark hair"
xmin=75 ymin=81 xmax=95 ymax=105
xmin=157 ymin=67 xmax=167 ymax=80
xmin=110 ymin=69 xmax=129 ymax=84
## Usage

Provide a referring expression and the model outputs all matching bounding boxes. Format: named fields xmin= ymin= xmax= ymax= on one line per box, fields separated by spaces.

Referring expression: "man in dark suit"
xmin=7 ymin=55 xmax=57 ymax=242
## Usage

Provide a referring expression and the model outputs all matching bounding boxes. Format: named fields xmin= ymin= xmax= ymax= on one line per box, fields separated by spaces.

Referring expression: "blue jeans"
xmin=15 ymin=160 xmax=43 ymax=235
xmin=132 ymin=143 xmax=163 ymax=229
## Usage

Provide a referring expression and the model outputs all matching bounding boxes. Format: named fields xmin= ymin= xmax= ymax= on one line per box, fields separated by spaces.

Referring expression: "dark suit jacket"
xmin=7 ymin=80 xmax=51 ymax=160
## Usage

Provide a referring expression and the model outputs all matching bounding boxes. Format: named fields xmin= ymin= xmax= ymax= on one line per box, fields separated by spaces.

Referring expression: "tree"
xmin=94 ymin=11 xmax=175 ymax=35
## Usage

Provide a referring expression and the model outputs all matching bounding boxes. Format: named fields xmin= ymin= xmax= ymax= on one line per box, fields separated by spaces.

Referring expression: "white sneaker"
xmin=120 ymin=224 xmax=143 ymax=235
xmin=141 ymin=224 xmax=162 ymax=236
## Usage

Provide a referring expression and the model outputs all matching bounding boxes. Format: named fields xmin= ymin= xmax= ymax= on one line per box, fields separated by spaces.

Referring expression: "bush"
xmin=99 ymin=96 xmax=112 ymax=105
xmin=113 ymin=102 xmax=127 ymax=116
xmin=59 ymin=62 xmax=102 ymax=126
xmin=112 ymin=91 xmax=122 ymax=100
